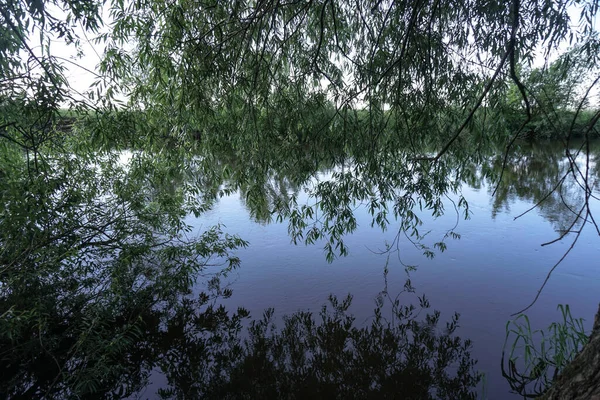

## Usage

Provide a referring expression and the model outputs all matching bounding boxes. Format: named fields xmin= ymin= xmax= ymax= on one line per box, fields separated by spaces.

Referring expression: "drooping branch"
xmin=508 ymin=0 xmax=531 ymax=120
xmin=413 ymin=47 xmax=511 ymax=162
xmin=0 ymin=5 xmax=62 ymax=92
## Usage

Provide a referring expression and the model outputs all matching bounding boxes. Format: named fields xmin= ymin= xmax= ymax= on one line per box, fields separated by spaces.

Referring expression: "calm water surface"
xmin=184 ymin=141 xmax=599 ymax=399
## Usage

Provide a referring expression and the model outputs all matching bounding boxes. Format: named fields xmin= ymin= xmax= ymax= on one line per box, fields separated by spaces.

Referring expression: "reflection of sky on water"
xmin=187 ymin=159 xmax=600 ymax=400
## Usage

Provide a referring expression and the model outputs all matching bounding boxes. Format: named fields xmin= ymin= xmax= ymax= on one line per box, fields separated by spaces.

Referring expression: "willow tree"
xmin=100 ymin=0 xmax=600 ymax=396
xmin=1 ymin=0 xmax=599 ymax=397
xmin=98 ymin=0 xmax=600 ymax=263
xmin=101 ymin=0 xmax=598 ymax=139
xmin=0 ymin=2 xmax=249 ymax=397
xmin=0 ymin=0 xmax=481 ymax=397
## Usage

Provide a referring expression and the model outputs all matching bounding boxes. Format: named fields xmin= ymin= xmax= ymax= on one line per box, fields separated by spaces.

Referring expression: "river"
xmin=184 ymin=140 xmax=600 ymax=399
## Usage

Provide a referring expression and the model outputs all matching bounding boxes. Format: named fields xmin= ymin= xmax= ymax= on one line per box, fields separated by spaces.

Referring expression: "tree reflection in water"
xmin=482 ymin=140 xmax=600 ymax=235
xmin=3 ymin=131 xmax=598 ymax=398
xmin=0 ymin=140 xmax=482 ymax=399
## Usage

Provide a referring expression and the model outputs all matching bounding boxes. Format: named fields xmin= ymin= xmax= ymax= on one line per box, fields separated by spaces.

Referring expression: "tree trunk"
xmin=540 ymin=304 xmax=600 ymax=400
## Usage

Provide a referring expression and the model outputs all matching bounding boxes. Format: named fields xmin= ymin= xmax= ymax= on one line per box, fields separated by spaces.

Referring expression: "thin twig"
xmin=414 ymin=48 xmax=511 ymax=162
xmin=512 ymin=220 xmax=584 ymax=316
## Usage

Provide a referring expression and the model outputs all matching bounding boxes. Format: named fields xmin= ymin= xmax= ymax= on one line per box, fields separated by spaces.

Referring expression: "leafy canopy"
xmin=0 ymin=0 xmax=599 ymax=398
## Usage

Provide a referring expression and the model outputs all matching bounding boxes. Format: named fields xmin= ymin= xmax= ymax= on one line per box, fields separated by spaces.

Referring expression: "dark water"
xmin=184 ymin=141 xmax=600 ymax=399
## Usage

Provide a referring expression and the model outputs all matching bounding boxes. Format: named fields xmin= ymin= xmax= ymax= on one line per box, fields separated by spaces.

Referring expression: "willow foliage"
xmin=93 ymin=0 xmax=600 ymax=260
xmin=0 ymin=0 xmax=599 ymax=398
xmin=101 ymin=0 xmax=598 ymax=144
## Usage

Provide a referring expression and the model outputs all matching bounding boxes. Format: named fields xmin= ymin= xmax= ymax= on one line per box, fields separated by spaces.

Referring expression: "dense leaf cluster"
xmin=1 ymin=0 xmax=599 ymax=398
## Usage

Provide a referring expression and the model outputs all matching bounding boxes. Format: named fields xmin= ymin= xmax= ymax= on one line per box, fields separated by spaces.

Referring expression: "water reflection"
xmin=198 ymin=138 xmax=600 ymax=250
xmin=0 ymin=262 xmax=481 ymax=399
xmin=187 ymin=138 xmax=600 ymax=399
xmin=2 ymin=136 xmax=598 ymax=399
xmin=1 ymin=141 xmax=484 ymax=399
xmin=481 ymin=140 xmax=599 ymax=234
